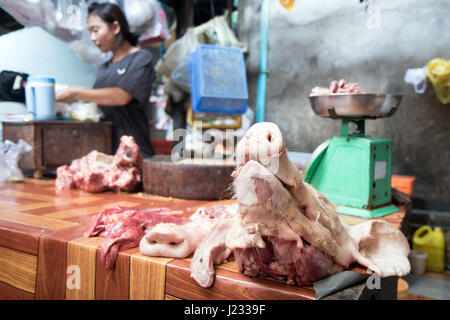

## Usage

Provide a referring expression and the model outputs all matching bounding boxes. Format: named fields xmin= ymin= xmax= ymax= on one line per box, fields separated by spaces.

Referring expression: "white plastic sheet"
xmin=194 ymin=13 xmax=247 ymax=52
xmin=70 ymin=32 xmax=113 ymax=66
xmin=0 ymin=0 xmax=171 ymax=65
xmin=0 ymin=139 xmax=32 ymax=183
xmin=124 ymin=0 xmax=170 ymax=44
xmin=155 ymin=27 xmax=199 ymax=78
xmin=0 ymin=0 xmax=83 ymax=42
xmin=55 ymin=100 xmax=102 ymax=121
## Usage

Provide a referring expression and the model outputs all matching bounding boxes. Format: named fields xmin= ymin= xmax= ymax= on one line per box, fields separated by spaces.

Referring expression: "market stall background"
xmin=0 ymin=0 xmax=448 ymax=222
xmin=237 ymin=0 xmax=450 ymax=213
xmin=0 ymin=0 xmax=448 ymax=301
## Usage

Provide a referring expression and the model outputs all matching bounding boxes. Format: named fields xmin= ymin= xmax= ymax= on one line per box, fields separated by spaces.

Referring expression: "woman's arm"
xmin=56 ymin=87 xmax=133 ymax=106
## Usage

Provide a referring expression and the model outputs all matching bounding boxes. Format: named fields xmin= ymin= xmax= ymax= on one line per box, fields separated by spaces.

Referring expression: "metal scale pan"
xmin=308 ymin=93 xmax=403 ymax=119
xmin=304 ymin=92 xmax=404 ymax=218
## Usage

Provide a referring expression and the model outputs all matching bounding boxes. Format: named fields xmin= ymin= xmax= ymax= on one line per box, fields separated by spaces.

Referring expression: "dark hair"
xmin=88 ymin=2 xmax=139 ymax=46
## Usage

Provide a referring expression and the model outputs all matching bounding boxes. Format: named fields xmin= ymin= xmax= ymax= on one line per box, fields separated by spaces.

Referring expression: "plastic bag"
xmin=0 ymin=139 xmax=32 ymax=184
xmin=55 ymin=100 xmax=102 ymax=121
xmin=280 ymin=0 xmax=296 ymax=11
xmin=0 ymin=0 xmax=169 ymax=62
xmin=0 ymin=0 xmax=82 ymax=42
xmin=70 ymin=35 xmax=113 ymax=66
xmin=69 ymin=101 xmax=102 ymax=121
xmin=67 ymin=1 xmax=113 ymax=65
xmin=426 ymin=58 xmax=450 ymax=104
xmin=171 ymin=57 xmax=191 ymax=92
xmin=149 ymin=85 xmax=173 ymax=132
xmin=155 ymin=27 xmax=199 ymax=78
xmin=124 ymin=0 xmax=157 ymax=31
xmin=124 ymin=0 xmax=171 ymax=45
xmin=194 ymin=13 xmax=247 ymax=52
xmin=55 ymin=102 xmax=71 ymax=119
xmin=0 ymin=0 xmax=52 ymax=27
xmin=404 ymin=67 xmax=428 ymax=94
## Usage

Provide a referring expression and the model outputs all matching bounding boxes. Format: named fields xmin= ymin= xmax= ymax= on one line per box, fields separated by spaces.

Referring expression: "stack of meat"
xmin=189 ymin=122 xmax=410 ymax=288
xmin=310 ymin=79 xmax=360 ymax=96
xmin=84 ymin=122 xmax=411 ymax=289
xmin=55 ymin=136 xmax=142 ymax=193
xmin=84 ymin=206 xmax=189 ymax=269
xmin=84 ymin=203 xmax=237 ymax=270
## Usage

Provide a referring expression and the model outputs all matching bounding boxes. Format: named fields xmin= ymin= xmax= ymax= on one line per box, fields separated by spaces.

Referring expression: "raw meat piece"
xmin=190 ymin=159 xmax=345 ymax=287
xmin=83 ymin=205 xmax=177 ymax=238
xmin=344 ymin=220 xmax=411 ymax=277
xmin=235 ymin=122 xmax=342 ymax=244
xmin=55 ymin=136 xmax=142 ymax=193
xmin=86 ymin=204 xmax=237 ymax=270
xmin=310 ymin=79 xmax=360 ymax=96
xmin=232 ymin=160 xmax=339 ymax=260
xmin=55 ymin=165 xmax=76 ymax=189
xmin=114 ymin=135 xmax=142 ymax=168
xmin=140 ymin=204 xmax=238 ymax=259
xmin=309 ymin=86 xmax=331 ymax=96
xmin=190 ymin=218 xmax=236 ymax=288
xmin=140 ymin=222 xmax=203 ymax=258
xmin=190 ymin=122 xmax=410 ymax=288
xmin=85 ymin=206 xmax=188 ymax=269
xmin=234 ymin=237 xmax=343 ymax=286
xmin=235 ymin=122 xmax=410 ymax=273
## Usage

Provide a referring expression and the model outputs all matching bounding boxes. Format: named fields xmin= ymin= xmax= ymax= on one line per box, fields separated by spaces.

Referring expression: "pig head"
xmin=233 ymin=122 xmax=410 ymax=277
xmin=190 ymin=122 xmax=410 ymax=288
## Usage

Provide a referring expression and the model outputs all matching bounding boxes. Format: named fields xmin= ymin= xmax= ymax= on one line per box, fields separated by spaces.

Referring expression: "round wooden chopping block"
xmin=142 ymin=155 xmax=236 ymax=200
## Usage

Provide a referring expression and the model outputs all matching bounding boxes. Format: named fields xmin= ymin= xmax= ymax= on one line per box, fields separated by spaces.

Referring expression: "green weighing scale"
xmin=303 ymin=93 xmax=403 ymax=218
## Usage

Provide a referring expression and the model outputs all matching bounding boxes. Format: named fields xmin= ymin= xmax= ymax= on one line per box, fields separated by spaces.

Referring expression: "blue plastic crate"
xmin=190 ymin=44 xmax=248 ymax=115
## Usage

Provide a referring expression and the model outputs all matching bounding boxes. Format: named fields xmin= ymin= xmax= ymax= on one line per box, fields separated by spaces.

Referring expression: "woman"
xmin=56 ymin=2 xmax=155 ymax=158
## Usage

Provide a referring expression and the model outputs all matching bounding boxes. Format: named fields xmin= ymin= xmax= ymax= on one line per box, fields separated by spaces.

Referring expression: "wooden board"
xmin=2 ymin=121 xmax=112 ymax=177
xmin=0 ymin=178 xmax=407 ymax=300
xmin=142 ymin=155 xmax=235 ymax=200
xmin=0 ymin=245 xmax=37 ymax=293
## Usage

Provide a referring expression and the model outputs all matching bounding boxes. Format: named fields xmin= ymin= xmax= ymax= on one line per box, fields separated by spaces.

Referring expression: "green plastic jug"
xmin=413 ymin=226 xmax=445 ymax=272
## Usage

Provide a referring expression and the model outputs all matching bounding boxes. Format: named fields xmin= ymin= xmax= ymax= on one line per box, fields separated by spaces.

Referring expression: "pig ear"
xmin=346 ymin=220 xmax=411 ymax=277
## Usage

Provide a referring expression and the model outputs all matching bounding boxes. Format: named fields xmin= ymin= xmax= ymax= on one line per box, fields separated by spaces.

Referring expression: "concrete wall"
xmin=238 ymin=0 xmax=450 ymax=211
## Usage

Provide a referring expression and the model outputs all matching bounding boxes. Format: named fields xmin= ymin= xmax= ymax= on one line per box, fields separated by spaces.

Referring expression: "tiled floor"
xmin=399 ymin=270 xmax=450 ymax=300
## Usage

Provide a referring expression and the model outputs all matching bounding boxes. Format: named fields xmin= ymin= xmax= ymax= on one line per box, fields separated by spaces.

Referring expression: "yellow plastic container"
xmin=187 ymin=103 xmax=242 ymax=130
xmin=413 ymin=226 xmax=445 ymax=272
xmin=426 ymin=58 xmax=450 ymax=104
xmin=280 ymin=0 xmax=295 ymax=11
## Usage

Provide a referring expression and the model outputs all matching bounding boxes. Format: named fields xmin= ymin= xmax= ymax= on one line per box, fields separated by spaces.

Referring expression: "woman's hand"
xmin=55 ymin=88 xmax=79 ymax=104
xmin=56 ymin=87 xmax=132 ymax=106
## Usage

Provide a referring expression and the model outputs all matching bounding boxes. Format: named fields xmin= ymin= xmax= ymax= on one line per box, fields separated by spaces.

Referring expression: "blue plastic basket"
xmin=190 ymin=44 xmax=248 ymax=115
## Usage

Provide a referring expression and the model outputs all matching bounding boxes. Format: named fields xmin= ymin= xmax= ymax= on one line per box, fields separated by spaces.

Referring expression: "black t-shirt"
xmin=93 ymin=49 xmax=155 ymax=158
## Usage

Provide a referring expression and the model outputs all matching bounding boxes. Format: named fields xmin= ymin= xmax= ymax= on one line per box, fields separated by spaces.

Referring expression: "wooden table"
xmin=0 ymin=179 xmax=407 ymax=300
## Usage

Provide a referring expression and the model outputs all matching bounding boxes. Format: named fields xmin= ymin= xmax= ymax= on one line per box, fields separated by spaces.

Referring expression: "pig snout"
xmin=140 ymin=223 xmax=192 ymax=258
xmin=236 ymin=122 xmax=285 ymax=167
xmin=236 ymin=122 xmax=300 ymax=188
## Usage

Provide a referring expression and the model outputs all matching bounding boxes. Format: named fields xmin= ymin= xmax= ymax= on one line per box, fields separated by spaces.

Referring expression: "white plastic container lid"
xmin=27 ymin=76 xmax=55 ymax=84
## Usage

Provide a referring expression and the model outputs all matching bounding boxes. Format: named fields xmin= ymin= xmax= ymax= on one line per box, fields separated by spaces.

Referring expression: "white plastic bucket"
xmin=409 ymin=249 xmax=428 ymax=274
